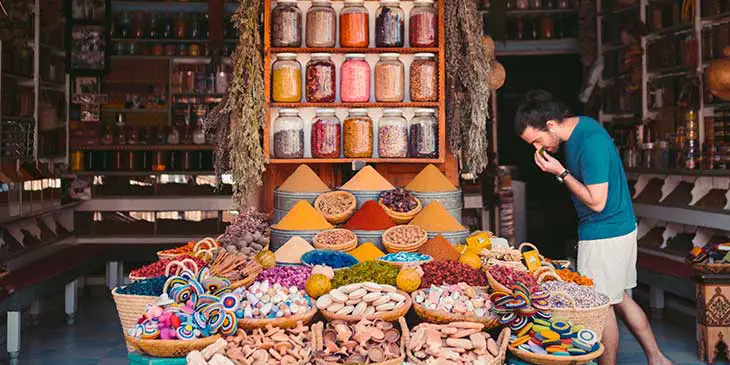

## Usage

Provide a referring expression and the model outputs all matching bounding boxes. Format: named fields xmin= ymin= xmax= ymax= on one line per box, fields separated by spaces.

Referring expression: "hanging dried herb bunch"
xmin=444 ymin=0 xmax=492 ymax=176
xmin=202 ymin=0 xmax=266 ymax=207
xmin=0 ymin=0 xmax=33 ymax=50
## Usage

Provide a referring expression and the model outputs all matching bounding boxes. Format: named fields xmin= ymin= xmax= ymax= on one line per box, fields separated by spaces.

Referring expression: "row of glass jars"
xmin=272 ymin=52 xmax=438 ymax=103
xmin=273 ymin=108 xmax=438 ymax=159
xmin=272 ymin=0 xmax=438 ymax=48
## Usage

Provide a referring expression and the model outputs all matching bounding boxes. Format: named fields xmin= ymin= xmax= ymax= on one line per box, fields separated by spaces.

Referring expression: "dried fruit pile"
xmin=420 ymin=261 xmax=487 ymax=288
xmin=379 ymin=187 xmax=419 ymax=213
xmin=488 ymin=264 xmax=539 ymax=293
xmin=407 ymin=322 xmax=501 ymax=363
xmin=129 ymin=256 xmax=206 ymax=279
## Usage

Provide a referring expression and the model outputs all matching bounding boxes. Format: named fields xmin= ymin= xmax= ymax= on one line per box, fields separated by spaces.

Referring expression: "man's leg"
xmin=615 ymin=292 xmax=672 ymax=365
xmin=600 ymin=306 xmax=619 ymax=365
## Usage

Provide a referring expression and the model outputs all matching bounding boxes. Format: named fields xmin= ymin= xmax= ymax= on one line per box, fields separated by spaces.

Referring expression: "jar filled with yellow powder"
xmin=272 ymin=53 xmax=302 ymax=102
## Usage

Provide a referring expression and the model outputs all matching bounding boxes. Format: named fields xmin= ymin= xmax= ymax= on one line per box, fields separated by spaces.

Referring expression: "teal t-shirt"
xmin=564 ymin=116 xmax=636 ymax=240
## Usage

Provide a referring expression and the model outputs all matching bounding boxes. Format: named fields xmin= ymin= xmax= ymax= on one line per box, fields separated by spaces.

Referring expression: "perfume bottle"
xmin=115 ymin=113 xmax=127 ymax=145
xmin=193 ymin=105 xmax=206 ymax=145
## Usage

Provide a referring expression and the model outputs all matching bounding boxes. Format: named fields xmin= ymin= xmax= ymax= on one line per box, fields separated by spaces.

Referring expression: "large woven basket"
xmin=312 ymin=317 xmax=408 ymax=365
xmin=125 ymin=335 xmax=220 ymax=357
xmin=509 ymin=343 xmax=605 ymax=365
xmin=410 ymin=288 xmax=501 ymax=329
xmin=313 ymin=228 xmax=358 ymax=251
xmin=378 ymin=197 xmax=422 ymax=224
xmin=382 ymin=225 xmax=428 ymax=253
xmin=550 ymin=290 xmax=611 ymax=341
xmin=111 ymin=288 xmax=159 ymax=352
xmin=238 ymin=305 xmax=317 ymax=330
xmin=314 ymin=191 xmax=357 ymax=224
xmin=406 ymin=327 xmax=510 ymax=365
xmin=319 ymin=290 xmax=412 ymax=323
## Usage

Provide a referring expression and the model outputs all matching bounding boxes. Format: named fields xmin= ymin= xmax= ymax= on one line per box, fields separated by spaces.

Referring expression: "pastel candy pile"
xmin=490 ymin=282 xmax=551 ymax=334
xmin=413 ymin=283 xmax=492 ymax=317
xmin=509 ymin=318 xmax=601 ymax=357
xmin=236 ymin=280 xmax=313 ymax=320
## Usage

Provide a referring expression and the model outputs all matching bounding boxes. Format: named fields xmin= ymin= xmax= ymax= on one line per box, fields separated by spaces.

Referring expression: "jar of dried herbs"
xmin=311 ymin=109 xmax=341 ymax=158
xmin=273 ymin=109 xmax=305 ymax=159
xmin=306 ymin=0 xmax=336 ymax=48
xmin=409 ymin=0 xmax=438 ymax=47
xmin=272 ymin=53 xmax=302 ymax=103
xmin=375 ymin=53 xmax=405 ymax=102
xmin=378 ymin=109 xmax=408 ymax=158
xmin=344 ymin=109 xmax=374 ymax=158
xmin=409 ymin=108 xmax=438 ymax=158
xmin=306 ymin=53 xmax=336 ymax=102
xmin=375 ymin=0 xmax=405 ymax=47
xmin=409 ymin=53 xmax=438 ymax=102
xmin=271 ymin=0 xmax=302 ymax=47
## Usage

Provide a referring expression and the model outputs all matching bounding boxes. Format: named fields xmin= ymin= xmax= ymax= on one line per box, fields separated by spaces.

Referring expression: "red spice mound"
xmin=418 ymin=235 xmax=460 ymax=262
xmin=488 ymin=265 xmax=539 ymax=293
xmin=420 ymin=261 xmax=487 ymax=288
xmin=130 ymin=255 xmax=207 ymax=278
xmin=343 ymin=200 xmax=396 ymax=231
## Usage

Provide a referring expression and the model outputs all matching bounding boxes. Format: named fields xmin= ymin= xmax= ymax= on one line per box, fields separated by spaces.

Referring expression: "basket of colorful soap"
xmin=508 ymin=318 xmax=604 ymax=365
xmin=218 ymin=321 xmax=314 ymax=364
xmin=111 ymin=276 xmax=169 ymax=351
xmin=129 ymin=257 xmax=207 ymax=282
xmin=314 ymin=190 xmax=358 ymax=225
xmin=382 ymin=225 xmax=428 ymax=253
xmin=236 ymin=280 xmax=318 ymax=330
xmin=406 ymin=323 xmax=511 ymax=365
xmin=313 ymin=228 xmax=358 ymax=252
xmin=689 ymin=242 xmax=730 ymax=274
xmin=539 ymin=281 xmax=611 ymax=340
xmin=378 ymin=188 xmax=423 ymax=224
xmin=411 ymin=283 xmax=500 ymax=329
xmin=377 ymin=252 xmax=433 ymax=268
xmin=311 ymin=317 xmax=409 ymax=364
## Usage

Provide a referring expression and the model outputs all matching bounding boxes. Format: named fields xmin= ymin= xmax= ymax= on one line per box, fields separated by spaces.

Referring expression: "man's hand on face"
xmin=533 ymin=149 xmax=565 ymax=176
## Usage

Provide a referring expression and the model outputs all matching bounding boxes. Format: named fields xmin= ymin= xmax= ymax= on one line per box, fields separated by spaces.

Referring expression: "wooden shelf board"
xmin=646 ymin=23 xmax=694 ymax=40
xmin=270 ymin=102 xmax=439 ymax=108
xmin=111 ymin=38 xmax=238 ymax=43
xmin=268 ymin=157 xmax=443 ymax=164
xmin=69 ymin=170 xmax=215 ymax=176
xmin=101 ymin=108 xmax=168 ymax=114
xmin=72 ymin=144 xmax=213 ymax=151
xmin=269 ymin=47 xmax=439 ymax=54
xmin=633 ymin=202 xmax=730 ymax=230
xmin=626 ymin=167 xmax=730 ymax=177
xmin=76 ymin=196 xmax=235 ymax=212
xmin=494 ymin=38 xmax=579 ymax=56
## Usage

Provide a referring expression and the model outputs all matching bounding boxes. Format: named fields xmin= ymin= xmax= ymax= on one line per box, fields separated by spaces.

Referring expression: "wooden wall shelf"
xmin=270 ymin=47 xmax=440 ymax=54
xmin=271 ymin=102 xmax=439 ymax=108
xmin=73 ymin=145 xmax=213 ymax=151
xmin=269 ymin=158 xmax=442 ymax=164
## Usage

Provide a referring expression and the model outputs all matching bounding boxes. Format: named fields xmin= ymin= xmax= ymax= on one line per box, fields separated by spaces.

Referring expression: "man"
xmin=514 ymin=89 xmax=671 ymax=365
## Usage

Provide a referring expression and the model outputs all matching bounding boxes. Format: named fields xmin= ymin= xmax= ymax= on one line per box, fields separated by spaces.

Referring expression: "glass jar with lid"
xmin=343 ymin=109 xmax=374 ymax=158
xmin=311 ymin=109 xmax=341 ymax=158
xmin=271 ymin=0 xmax=302 ymax=47
xmin=378 ymin=109 xmax=408 ymax=158
xmin=340 ymin=0 xmax=369 ymax=48
xmin=341 ymin=54 xmax=371 ymax=102
xmin=409 ymin=109 xmax=438 ymax=158
xmin=272 ymin=53 xmax=302 ymax=102
xmin=409 ymin=0 xmax=438 ymax=47
xmin=306 ymin=53 xmax=336 ymax=102
xmin=306 ymin=0 xmax=336 ymax=47
xmin=375 ymin=0 xmax=405 ymax=47
xmin=409 ymin=53 xmax=438 ymax=101
xmin=375 ymin=53 xmax=404 ymax=102
xmin=273 ymin=109 xmax=305 ymax=159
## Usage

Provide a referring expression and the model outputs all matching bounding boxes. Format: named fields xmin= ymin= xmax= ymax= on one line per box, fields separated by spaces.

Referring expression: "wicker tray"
xmin=238 ymin=305 xmax=318 ymax=330
xmin=312 ymin=317 xmax=409 ymax=365
xmin=314 ymin=191 xmax=357 ymax=225
xmin=410 ymin=288 xmax=501 ymax=329
xmin=319 ymin=289 xmax=412 ymax=323
xmin=509 ymin=343 xmax=604 ymax=365
xmin=550 ymin=290 xmax=611 ymax=341
xmin=111 ymin=288 xmax=159 ymax=352
xmin=125 ymin=334 xmax=220 ymax=357
xmin=378 ymin=197 xmax=422 ymax=224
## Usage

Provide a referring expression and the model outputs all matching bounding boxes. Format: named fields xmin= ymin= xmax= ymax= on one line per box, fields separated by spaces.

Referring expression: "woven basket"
xmin=125 ymin=335 xmax=220 ymax=357
xmin=550 ymin=290 xmax=611 ymax=341
xmin=319 ymin=289 xmax=412 ymax=323
xmin=238 ymin=305 xmax=317 ymax=330
xmin=314 ymin=191 xmax=357 ymax=225
xmin=407 ymin=327 xmax=510 ymax=365
xmin=312 ymin=317 xmax=408 ymax=365
xmin=382 ymin=225 xmax=428 ymax=253
xmin=111 ymin=288 xmax=159 ymax=352
xmin=410 ymin=288 xmax=501 ymax=329
xmin=378 ymin=198 xmax=422 ymax=224
xmin=509 ymin=343 xmax=605 ymax=365
xmin=486 ymin=271 xmax=513 ymax=295
xmin=313 ymin=228 xmax=358 ymax=252
xmin=692 ymin=262 xmax=730 ymax=274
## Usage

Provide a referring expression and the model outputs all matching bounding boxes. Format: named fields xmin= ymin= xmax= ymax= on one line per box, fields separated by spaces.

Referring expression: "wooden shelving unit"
xmin=74 ymin=144 xmax=214 ymax=151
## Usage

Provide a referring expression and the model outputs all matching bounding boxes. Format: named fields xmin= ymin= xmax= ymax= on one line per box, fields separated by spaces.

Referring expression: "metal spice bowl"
xmin=273 ymin=189 xmax=322 ymax=212
xmin=427 ymin=230 xmax=470 ymax=245
xmin=412 ymin=189 xmax=464 ymax=222
xmin=269 ymin=228 xmax=320 ymax=252
xmin=337 ymin=188 xmax=385 ymax=209
xmin=352 ymin=230 xmax=386 ymax=252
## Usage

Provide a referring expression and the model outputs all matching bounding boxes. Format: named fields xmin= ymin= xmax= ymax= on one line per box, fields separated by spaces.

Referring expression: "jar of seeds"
xmin=378 ymin=109 xmax=408 ymax=158
xmin=409 ymin=53 xmax=438 ymax=102
xmin=271 ymin=0 xmax=302 ymax=47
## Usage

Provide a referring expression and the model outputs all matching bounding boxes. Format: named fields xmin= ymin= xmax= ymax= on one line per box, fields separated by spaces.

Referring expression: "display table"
xmin=695 ymin=272 xmax=730 ymax=364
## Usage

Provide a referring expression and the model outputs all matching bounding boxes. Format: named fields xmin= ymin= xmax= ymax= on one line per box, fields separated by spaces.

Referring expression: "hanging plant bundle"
xmin=203 ymin=0 xmax=266 ymax=207
xmin=445 ymin=0 xmax=492 ymax=176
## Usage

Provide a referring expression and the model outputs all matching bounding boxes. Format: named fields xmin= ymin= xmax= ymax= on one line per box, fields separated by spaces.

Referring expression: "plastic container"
xmin=341 ymin=54 xmax=371 ymax=102
xmin=306 ymin=0 xmax=336 ymax=47
xmin=311 ymin=109 xmax=342 ymax=158
xmin=409 ymin=53 xmax=438 ymax=102
xmin=340 ymin=0 xmax=369 ymax=48
xmin=271 ymin=53 xmax=302 ymax=102
xmin=271 ymin=0 xmax=302 ymax=47
xmin=343 ymin=109 xmax=374 ymax=158
xmin=378 ymin=109 xmax=408 ymax=158
xmin=375 ymin=0 xmax=405 ymax=47
xmin=375 ymin=53 xmax=405 ymax=102
xmin=306 ymin=53 xmax=336 ymax=102
xmin=409 ymin=108 xmax=438 ymax=158
xmin=409 ymin=0 xmax=438 ymax=47
xmin=273 ymin=109 xmax=305 ymax=159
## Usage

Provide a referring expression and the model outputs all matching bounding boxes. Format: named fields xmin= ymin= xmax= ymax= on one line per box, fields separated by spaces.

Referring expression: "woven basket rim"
xmin=410 ymin=288 xmax=500 ymax=327
xmin=319 ymin=289 xmax=412 ymax=322
xmin=508 ymin=343 xmax=604 ymax=365
xmin=238 ymin=304 xmax=317 ymax=329
xmin=110 ymin=286 xmax=159 ymax=299
xmin=313 ymin=229 xmax=358 ymax=251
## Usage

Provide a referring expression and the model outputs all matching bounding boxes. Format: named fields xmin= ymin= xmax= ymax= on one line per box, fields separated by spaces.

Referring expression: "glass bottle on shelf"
xmin=182 ymin=107 xmax=194 ymax=145
xmin=540 ymin=15 xmax=554 ymax=39
xmin=506 ymin=0 xmax=515 ymax=9
xmin=311 ymin=109 xmax=341 ymax=158
xmin=530 ymin=0 xmax=542 ymax=9
xmin=133 ymin=12 xmax=147 ymax=39
xmin=176 ymin=13 xmax=188 ymax=39
xmin=127 ymin=125 xmax=139 ymax=145
xmin=340 ymin=0 xmax=370 ymax=48
xmin=340 ymin=53 xmax=371 ymax=102
xmin=409 ymin=108 xmax=438 ymax=158
xmin=101 ymin=123 xmax=114 ymax=145
xmin=118 ymin=11 xmax=132 ymax=38
xmin=516 ymin=0 xmax=529 ymax=10
xmin=375 ymin=53 xmax=405 ymax=102
xmin=162 ymin=13 xmax=174 ymax=38
xmin=115 ymin=113 xmax=127 ymax=145
xmin=167 ymin=123 xmax=180 ymax=145
xmin=409 ymin=0 xmax=438 ymax=47
xmin=190 ymin=13 xmax=202 ymax=39
xmin=344 ymin=109 xmax=374 ymax=158
xmin=410 ymin=53 xmax=438 ymax=102
xmin=271 ymin=0 xmax=302 ymax=47
xmin=306 ymin=0 xmax=336 ymax=48
xmin=306 ymin=53 xmax=336 ymax=102
xmin=555 ymin=0 xmax=566 ymax=8
xmin=273 ymin=109 xmax=305 ymax=159
xmin=215 ymin=66 xmax=229 ymax=95
xmin=684 ymin=110 xmax=699 ymax=169
xmin=375 ymin=0 xmax=405 ymax=47
xmin=271 ymin=53 xmax=302 ymax=103
xmin=378 ymin=109 xmax=408 ymax=158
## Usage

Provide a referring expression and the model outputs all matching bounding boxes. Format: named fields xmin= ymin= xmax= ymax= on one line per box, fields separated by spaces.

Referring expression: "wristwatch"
xmin=556 ymin=169 xmax=570 ymax=183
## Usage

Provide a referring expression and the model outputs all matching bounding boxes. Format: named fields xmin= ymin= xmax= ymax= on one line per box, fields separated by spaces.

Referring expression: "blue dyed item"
xmin=128 ymin=352 xmax=186 ymax=365
xmin=115 ymin=276 xmax=169 ymax=296
xmin=301 ymin=249 xmax=358 ymax=269
xmin=379 ymin=252 xmax=431 ymax=262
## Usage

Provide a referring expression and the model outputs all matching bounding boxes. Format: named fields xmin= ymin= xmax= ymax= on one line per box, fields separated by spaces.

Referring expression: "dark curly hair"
xmin=514 ymin=89 xmax=571 ymax=134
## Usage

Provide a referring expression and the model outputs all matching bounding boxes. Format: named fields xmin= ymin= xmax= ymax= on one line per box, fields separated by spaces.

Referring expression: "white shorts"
xmin=576 ymin=229 xmax=637 ymax=305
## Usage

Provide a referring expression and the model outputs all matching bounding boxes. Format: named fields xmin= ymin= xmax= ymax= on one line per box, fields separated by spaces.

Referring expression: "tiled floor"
xmin=5 ymin=289 xmax=723 ymax=364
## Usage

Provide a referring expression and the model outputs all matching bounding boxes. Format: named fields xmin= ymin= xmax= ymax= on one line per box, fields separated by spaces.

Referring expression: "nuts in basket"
xmin=383 ymin=225 xmax=428 ymax=252
xmin=313 ymin=228 xmax=358 ymax=251
xmin=314 ymin=191 xmax=357 ymax=224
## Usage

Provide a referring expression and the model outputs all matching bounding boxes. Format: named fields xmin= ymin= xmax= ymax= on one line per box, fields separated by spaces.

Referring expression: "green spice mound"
xmin=331 ymin=261 xmax=399 ymax=289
